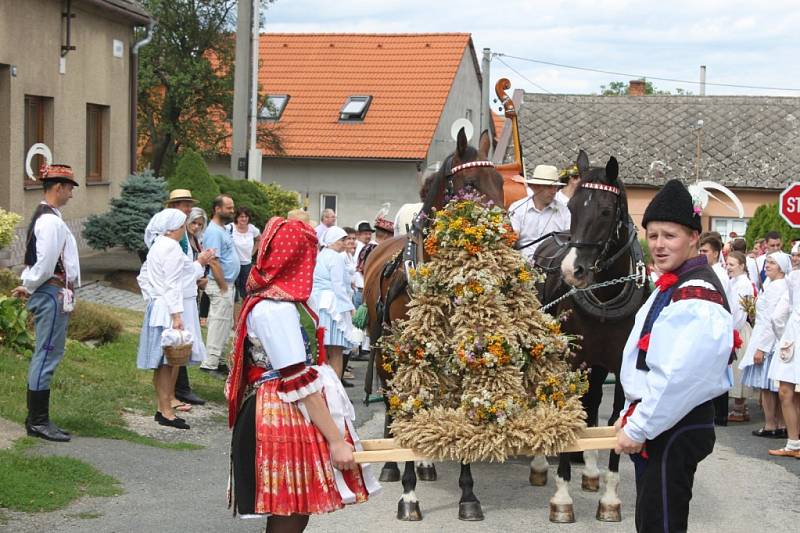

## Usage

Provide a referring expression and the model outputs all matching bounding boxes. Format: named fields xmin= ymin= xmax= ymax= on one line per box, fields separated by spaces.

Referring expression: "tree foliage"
xmin=137 ymin=0 xmax=281 ymax=175
xmin=167 ymin=148 xmax=221 ymax=215
xmin=83 ymin=171 xmax=167 ymax=257
xmin=744 ymin=203 xmax=800 ymax=250
xmin=599 ymin=80 xmax=692 ymax=96
xmin=212 ymin=175 xmax=300 ymax=228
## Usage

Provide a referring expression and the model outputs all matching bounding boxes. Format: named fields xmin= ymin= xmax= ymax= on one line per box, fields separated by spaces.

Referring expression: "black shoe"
xmin=341 ymin=380 xmax=354 ymax=388
xmin=752 ymin=427 xmax=784 ymax=438
xmin=155 ymin=412 xmax=190 ymax=430
xmin=26 ymin=389 xmax=70 ymax=442
xmin=175 ymin=390 xmax=206 ymax=406
xmin=350 ymin=353 xmax=370 ymax=362
xmin=217 ymin=363 xmax=229 ymax=374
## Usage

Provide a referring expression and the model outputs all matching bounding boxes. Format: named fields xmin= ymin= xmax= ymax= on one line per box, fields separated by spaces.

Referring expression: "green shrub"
xmin=67 ymin=301 xmax=123 ymax=344
xmin=83 ymin=171 xmax=167 ymax=258
xmin=167 ymin=149 xmax=221 ymax=215
xmin=0 ymin=296 xmax=33 ymax=351
xmin=0 ymin=269 xmax=21 ymax=296
xmin=744 ymin=203 xmax=800 ymax=251
xmin=212 ymin=175 xmax=300 ymax=228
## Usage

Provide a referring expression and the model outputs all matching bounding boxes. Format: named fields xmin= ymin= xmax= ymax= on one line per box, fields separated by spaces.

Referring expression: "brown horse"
xmin=363 ymin=127 xmax=505 ymax=521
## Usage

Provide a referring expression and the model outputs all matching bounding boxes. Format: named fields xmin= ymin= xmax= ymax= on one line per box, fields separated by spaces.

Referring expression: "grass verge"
xmin=0 ymin=438 xmax=121 ymax=513
xmin=0 ymin=304 xmax=225 ymax=450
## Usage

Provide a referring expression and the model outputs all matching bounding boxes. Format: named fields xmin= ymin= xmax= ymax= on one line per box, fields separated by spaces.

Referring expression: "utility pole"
xmin=480 ymin=48 xmax=491 ymax=149
xmin=231 ymin=0 xmax=262 ymax=181
xmin=699 ymin=65 xmax=706 ymax=96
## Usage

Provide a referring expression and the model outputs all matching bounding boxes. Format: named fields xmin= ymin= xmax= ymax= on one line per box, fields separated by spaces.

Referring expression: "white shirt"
xmin=316 ymin=223 xmax=332 ymax=241
xmin=727 ymin=273 xmax=755 ymax=332
xmin=340 ymin=250 xmax=357 ymax=297
xmin=21 ymin=203 xmax=80 ymax=293
xmin=739 ymin=277 xmax=788 ymax=368
xmin=247 ymin=300 xmax=307 ymax=371
xmin=139 ymin=236 xmax=203 ymax=325
xmin=508 ymin=190 xmax=571 ymax=261
xmin=711 ymin=263 xmax=731 ymax=296
xmin=620 ymin=278 xmax=733 ymax=443
xmin=746 ymin=256 xmax=759 ymax=290
xmin=226 ymin=223 xmax=260 ymax=265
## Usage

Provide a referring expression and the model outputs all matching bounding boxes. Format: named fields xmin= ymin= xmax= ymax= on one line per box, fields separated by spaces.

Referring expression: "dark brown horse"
xmin=532 ymin=150 xmax=649 ymax=523
xmin=363 ymin=127 xmax=505 ymax=521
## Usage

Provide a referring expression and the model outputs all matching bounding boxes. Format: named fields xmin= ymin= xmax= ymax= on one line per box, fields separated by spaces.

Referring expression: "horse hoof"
xmin=458 ymin=501 xmax=484 ymax=521
xmin=581 ymin=474 xmax=600 ymax=492
xmin=380 ymin=465 xmax=401 ymax=482
xmin=416 ymin=464 xmax=437 ymax=482
xmin=529 ymin=469 xmax=548 ymax=486
xmin=596 ymin=501 xmax=622 ymax=522
xmin=549 ymin=503 xmax=575 ymax=523
xmin=397 ymin=500 xmax=423 ymax=521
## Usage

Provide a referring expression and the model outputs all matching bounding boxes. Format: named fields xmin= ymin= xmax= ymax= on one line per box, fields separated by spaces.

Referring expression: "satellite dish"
xmin=25 ymin=143 xmax=52 ymax=181
xmin=450 ymin=118 xmax=474 ymax=143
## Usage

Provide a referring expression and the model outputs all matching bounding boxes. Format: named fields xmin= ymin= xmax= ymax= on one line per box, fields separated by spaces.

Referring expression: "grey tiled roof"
xmin=506 ymin=93 xmax=800 ymax=190
xmin=84 ymin=0 xmax=151 ymax=24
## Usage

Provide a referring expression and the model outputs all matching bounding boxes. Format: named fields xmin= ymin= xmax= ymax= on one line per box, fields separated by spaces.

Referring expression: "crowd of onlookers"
xmin=135 ymin=194 xmax=391 ymax=428
xmin=652 ymin=229 xmax=800 ymax=459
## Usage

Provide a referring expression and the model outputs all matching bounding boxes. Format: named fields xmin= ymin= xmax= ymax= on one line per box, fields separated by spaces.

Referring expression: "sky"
xmin=262 ymin=0 xmax=800 ymax=99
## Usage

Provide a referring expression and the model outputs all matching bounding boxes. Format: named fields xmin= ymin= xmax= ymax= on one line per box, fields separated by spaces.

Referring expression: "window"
xmin=259 ymin=94 xmax=289 ymax=121
xmin=86 ymin=104 xmax=108 ymax=182
xmin=23 ymin=95 xmax=53 ymax=184
xmin=711 ymin=217 xmax=749 ymax=241
xmin=339 ymin=95 xmax=372 ymax=121
xmin=320 ymin=194 xmax=337 ymax=219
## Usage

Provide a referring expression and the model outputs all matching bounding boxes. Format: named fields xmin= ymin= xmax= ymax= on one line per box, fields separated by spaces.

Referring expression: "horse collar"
xmin=582 ymin=182 xmax=620 ymax=196
xmin=448 ymin=160 xmax=495 ymax=176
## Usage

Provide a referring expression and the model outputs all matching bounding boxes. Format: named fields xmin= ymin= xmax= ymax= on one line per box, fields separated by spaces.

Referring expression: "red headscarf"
xmin=227 ymin=217 xmax=318 ymax=426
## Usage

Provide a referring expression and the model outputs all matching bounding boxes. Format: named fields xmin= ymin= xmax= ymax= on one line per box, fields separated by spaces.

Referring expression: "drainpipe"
xmin=130 ymin=20 xmax=155 ymax=174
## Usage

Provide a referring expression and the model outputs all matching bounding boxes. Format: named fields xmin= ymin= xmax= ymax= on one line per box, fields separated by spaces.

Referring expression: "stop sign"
xmin=780 ymin=183 xmax=800 ymax=228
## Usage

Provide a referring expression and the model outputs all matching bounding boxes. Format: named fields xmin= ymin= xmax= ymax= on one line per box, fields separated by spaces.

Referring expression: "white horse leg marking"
xmin=416 ymin=460 xmax=434 ymax=468
xmin=550 ymin=475 xmax=573 ymax=505
xmin=401 ymin=490 xmax=418 ymax=503
xmin=561 ymin=247 xmax=579 ymax=286
xmin=600 ymin=471 xmax=621 ymax=506
xmin=581 ymin=449 xmax=601 ymax=491
xmin=529 ymin=455 xmax=549 ymax=485
xmin=531 ymin=455 xmax=548 ymax=473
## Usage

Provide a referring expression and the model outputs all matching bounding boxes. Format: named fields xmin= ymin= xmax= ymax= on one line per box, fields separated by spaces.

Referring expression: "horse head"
xmin=420 ymin=128 xmax=505 ymax=214
xmin=561 ymin=150 xmax=629 ymax=288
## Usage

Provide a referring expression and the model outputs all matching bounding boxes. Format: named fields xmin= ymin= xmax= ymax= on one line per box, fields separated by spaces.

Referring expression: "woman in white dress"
xmin=739 ymin=251 xmax=790 ymax=438
xmin=768 ymin=261 xmax=800 ymax=457
xmin=726 ymin=251 xmax=757 ymax=422
xmin=137 ymin=209 xmax=214 ymax=429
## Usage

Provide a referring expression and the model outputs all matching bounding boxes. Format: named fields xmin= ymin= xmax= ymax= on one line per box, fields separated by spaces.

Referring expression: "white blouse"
xmin=739 ymin=277 xmax=788 ymax=368
xmin=727 ymin=273 xmax=755 ymax=332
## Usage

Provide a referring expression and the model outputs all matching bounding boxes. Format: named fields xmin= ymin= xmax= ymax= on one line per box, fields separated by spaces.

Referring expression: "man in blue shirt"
xmin=200 ymin=194 xmax=239 ymax=376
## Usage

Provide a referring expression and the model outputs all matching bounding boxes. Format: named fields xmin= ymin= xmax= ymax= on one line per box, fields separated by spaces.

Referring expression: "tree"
xmin=167 ymin=148 xmax=221 ymax=216
xmin=213 ymin=175 xmax=300 ymax=228
xmin=599 ymin=80 xmax=692 ymax=96
xmin=83 ymin=171 xmax=167 ymax=260
xmin=744 ymin=203 xmax=800 ymax=250
xmin=137 ymin=0 xmax=282 ymax=175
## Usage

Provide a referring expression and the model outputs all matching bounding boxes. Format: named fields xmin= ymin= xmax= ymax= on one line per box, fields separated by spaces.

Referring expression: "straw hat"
xmin=166 ymin=189 xmax=198 ymax=206
xmin=518 ymin=165 xmax=564 ymax=186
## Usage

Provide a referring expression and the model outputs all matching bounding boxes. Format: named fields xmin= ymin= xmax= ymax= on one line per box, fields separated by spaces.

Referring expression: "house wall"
xmin=208 ymin=157 xmax=422 ymax=228
xmin=426 ymin=47 xmax=483 ymax=168
xmin=627 ymin=186 xmax=780 ymax=237
xmin=0 ymin=0 xmax=136 ymax=263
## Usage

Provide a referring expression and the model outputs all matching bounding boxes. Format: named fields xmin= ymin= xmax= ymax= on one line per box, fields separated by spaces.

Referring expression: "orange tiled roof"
xmin=492 ymin=112 xmax=506 ymax=140
xmin=247 ymin=33 xmax=477 ymax=160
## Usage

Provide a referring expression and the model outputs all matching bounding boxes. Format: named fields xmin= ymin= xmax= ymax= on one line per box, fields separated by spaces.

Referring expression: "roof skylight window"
xmin=259 ymin=94 xmax=289 ymax=120
xmin=339 ymin=95 xmax=372 ymax=121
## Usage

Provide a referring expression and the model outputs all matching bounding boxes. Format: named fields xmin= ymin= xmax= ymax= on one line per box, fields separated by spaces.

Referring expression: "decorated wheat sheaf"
xmin=380 ymin=193 xmax=588 ymax=463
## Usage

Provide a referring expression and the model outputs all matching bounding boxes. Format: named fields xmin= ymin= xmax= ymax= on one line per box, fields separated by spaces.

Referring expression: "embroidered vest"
xmin=636 ymin=260 xmax=731 ymax=371
xmin=24 ymin=203 xmax=65 ymax=275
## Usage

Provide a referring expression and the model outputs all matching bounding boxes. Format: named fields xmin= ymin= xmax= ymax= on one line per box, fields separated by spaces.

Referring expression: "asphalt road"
xmin=4 ymin=362 xmax=800 ymax=533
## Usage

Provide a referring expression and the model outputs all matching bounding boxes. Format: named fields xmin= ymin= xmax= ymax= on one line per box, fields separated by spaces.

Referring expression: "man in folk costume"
xmin=227 ymin=217 xmax=378 ymax=532
xmin=12 ymin=164 xmax=81 ymax=442
xmin=615 ymin=179 xmax=734 ymax=532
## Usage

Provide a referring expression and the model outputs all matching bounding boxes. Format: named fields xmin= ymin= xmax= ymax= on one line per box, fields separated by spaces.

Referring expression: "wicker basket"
xmin=163 ymin=331 xmax=192 ymax=367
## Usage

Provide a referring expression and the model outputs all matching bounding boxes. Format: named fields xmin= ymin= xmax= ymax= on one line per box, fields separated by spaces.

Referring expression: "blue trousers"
xmin=27 ymin=283 xmax=70 ymax=391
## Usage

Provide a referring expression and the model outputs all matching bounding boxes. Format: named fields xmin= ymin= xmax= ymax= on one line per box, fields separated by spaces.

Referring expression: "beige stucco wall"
xmin=627 ymin=186 xmax=780 ymax=236
xmin=208 ymin=157 xmax=422 ymax=229
xmin=0 ymin=0 xmax=137 ymax=262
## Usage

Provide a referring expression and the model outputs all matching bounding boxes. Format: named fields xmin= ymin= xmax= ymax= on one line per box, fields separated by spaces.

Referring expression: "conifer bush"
xmin=213 ymin=175 xmax=299 ymax=228
xmin=167 ymin=149 xmax=220 ymax=215
xmin=83 ymin=171 xmax=167 ymax=259
xmin=744 ymin=203 xmax=800 ymax=251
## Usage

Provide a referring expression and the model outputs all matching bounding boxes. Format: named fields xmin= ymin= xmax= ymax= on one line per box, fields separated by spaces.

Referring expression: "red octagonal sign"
xmin=780 ymin=182 xmax=800 ymax=228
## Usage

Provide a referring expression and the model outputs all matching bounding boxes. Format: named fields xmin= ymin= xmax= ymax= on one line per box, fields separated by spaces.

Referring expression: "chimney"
xmin=628 ymin=79 xmax=646 ymax=96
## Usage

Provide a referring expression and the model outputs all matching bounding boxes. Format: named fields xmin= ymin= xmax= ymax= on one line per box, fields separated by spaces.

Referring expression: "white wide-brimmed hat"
xmin=514 ymin=165 xmax=564 ymax=186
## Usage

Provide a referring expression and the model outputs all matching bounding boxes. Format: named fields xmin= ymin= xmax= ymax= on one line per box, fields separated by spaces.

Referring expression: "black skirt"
xmin=230 ymin=394 xmax=257 ymax=515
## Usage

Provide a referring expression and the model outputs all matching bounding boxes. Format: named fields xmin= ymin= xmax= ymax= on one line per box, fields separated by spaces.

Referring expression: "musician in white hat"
xmin=508 ymin=164 xmax=571 ymax=262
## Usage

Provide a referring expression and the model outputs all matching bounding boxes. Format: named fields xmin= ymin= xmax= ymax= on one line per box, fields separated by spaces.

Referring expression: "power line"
xmin=493 ymin=56 xmax=553 ymax=94
xmin=493 ymin=53 xmax=800 ymax=93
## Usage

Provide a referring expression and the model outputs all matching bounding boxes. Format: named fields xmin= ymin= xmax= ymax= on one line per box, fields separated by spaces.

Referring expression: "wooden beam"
xmin=354 ymin=427 xmax=618 ymax=464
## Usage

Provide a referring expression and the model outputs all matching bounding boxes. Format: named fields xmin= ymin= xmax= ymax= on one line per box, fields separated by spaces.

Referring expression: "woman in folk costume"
xmin=310 ymin=226 xmax=357 ymax=379
xmin=726 ymin=251 xmax=758 ymax=422
xmin=227 ymin=217 xmax=378 ymax=533
xmin=739 ymin=251 xmax=790 ymax=438
xmin=137 ymin=209 xmax=214 ymax=429
xmin=767 ymin=259 xmax=800 ymax=457
xmin=614 ymin=180 xmax=734 ymax=533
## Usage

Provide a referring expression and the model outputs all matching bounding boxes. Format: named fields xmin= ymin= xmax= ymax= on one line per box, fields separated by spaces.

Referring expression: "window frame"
xmin=320 ymin=194 xmax=337 ymax=220
xmin=23 ymin=95 xmax=48 ymax=185
xmin=259 ymin=94 xmax=289 ymax=121
xmin=85 ymin=103 xmax=106 ymax=183
xmin=338 ymin=95 xmax=372 ymax=122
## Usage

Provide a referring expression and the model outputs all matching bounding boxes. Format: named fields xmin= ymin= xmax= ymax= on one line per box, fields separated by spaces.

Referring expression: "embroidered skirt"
xmin=740 ymin=351 xmax=778 ymax=392
xmin=230 ymin=379 xmax=370 ymax=517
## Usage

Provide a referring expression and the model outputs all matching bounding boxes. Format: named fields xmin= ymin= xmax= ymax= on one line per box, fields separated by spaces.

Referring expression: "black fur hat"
xmin=641 ymin=179 xmax=701 ymax=232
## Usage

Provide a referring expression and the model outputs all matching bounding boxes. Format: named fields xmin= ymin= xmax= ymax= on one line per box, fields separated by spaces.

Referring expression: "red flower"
xmin=637 ymin=333 xmax=651 ymax=351
xmin=733 ymin=330 xmax=743 ymax=350
xmin=655 ymin=272 xmax=679 ymax=292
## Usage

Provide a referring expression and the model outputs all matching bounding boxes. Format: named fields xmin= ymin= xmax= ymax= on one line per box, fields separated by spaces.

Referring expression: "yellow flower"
xmin=382 ymin=363 xmax=393 ymax=373
xmin=418 ymin=265 xmax=430 ymax=277
xmin=568 ymin=383 xmax=577 ymax=393
xmin=389 ymin=396 xmax=401 ymax=409
xmin=517 ymin=269 xmax=532 ymax=283
xmin=413 ymin=399 xmax=423 ymax=410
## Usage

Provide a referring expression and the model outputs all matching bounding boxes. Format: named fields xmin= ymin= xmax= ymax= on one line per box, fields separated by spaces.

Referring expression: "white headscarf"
xmin=791 ymin=241 xmax=800 ymax=255
xmin=144 ymin=208 xmax=187 ymax=248
xmin=768 ymin=251 xmax=792 ymax=274
xmin=321 ymin=226 xmax=347 ymax=247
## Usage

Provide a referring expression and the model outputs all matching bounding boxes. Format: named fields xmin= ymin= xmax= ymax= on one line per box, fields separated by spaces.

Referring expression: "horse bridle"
xmin=567 ymin=181 xmax=634 ymax=273
xmin=403 ymin=157 xmax=496 ymax=276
